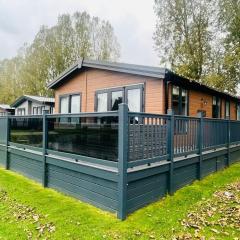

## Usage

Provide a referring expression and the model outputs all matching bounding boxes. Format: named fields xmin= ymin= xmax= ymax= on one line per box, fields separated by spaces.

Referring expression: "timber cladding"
xmin=188 ymin=90 xmax=213 ymax=117
xmin=54 ymin=69 xmax=165 ymax=114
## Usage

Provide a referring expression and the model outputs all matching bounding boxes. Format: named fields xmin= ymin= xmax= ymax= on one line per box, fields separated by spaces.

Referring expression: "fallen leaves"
xmin=0 ymin=189 xmax=56 ymax=239
xmin=174 ymin=181 xmax=240 ymax=239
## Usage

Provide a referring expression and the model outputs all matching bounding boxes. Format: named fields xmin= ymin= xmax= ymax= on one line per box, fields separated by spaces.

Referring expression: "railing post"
xmin=227 ymin=118 xmax=230 ymax=167
xmin=42 ymin=110 xmax=49 ymax=187
xmin=117 ymin=103 xmax=128 ymax=220
xmin=167 ymin=109 xmax=174 ymax=195
xmin=5 ymin=114 xmax=10 ymax=170
xmin=197 ymin=112 xmax=203 ymax=179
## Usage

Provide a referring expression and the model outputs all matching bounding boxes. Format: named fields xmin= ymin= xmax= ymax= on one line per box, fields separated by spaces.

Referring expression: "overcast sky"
xmin=0 ymin=0 xmax=159 ymax=66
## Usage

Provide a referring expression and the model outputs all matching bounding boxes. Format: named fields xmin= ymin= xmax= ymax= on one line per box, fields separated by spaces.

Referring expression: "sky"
xmin=0 ymin=0 xmax=159 ymax=66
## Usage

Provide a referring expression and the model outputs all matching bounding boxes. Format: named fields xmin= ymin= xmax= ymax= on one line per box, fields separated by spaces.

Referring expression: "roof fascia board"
xmin=47 ymin=58 xmax=83 ymax=89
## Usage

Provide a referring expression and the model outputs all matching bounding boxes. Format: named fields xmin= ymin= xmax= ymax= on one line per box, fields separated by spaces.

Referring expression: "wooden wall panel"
xmin=54 ymin=69 xmax=165 ymax=114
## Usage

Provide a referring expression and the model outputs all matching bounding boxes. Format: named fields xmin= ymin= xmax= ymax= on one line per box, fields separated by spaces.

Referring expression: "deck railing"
xmin=0 ymin=104 xmax=240 ymax=167
xmin=0 ymin=103 xmax=240 ymax=220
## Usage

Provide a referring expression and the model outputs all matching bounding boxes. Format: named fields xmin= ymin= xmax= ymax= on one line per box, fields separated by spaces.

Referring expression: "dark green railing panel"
xmin=128 ymin=112 xmax=169 ymax=162
xmin=46 ymin=115 xmax=119 ymax=161
xmin=9 ymin=117 xmax=43 ymax=148
xmin=203 ymin=119 xmax=228 ymax=149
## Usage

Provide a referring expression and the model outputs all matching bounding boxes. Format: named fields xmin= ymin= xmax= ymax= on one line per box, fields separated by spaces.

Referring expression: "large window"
xmin=172 ymin=85 xmax=188 ymax=115
xmin=17 ymin=108 xmax=26 ymax=116
xmin=33 ymin=106 xmax=45 ymax=115
xmin=60 ymin=94 xmax=81 ymax=113
xmin=225 ymin=100 xmax=230 ymax=119
xmin=95 ymin=84 xmax=144 ymax=112
xmin=212 ymin=96 xmax=221 ymax=118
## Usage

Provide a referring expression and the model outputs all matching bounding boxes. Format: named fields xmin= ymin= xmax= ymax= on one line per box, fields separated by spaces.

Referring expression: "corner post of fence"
xmin=117 ymin=103 xmax=128 ymax=220
xmin=5 ymin=113 xmax=10 ymax=170
xmin=197 ymin=112 xmax=203 ymax=179
xmin=42 ymin=110 xmax=49 ymax=187
xmin=167 ymin=109 xmax=174 ymax=195
xmin=227 ymin=117 xmax=230 ymax=167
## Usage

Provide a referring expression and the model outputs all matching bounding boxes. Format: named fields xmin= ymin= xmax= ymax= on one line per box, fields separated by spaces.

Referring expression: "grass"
xmin=0 ymin=163 xmax=239 ymax=239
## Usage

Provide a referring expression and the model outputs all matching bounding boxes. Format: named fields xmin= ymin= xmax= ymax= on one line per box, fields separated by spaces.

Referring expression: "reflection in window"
xmin=181 ymin=89 xmax=188 ymax=115
xmin=96 ymin=85 xmax=143 ymax=113
xmin=172 ymin=85 xmax=188 ymax=116
xmin=97 ymin=93 xmax=108 ymax=112
xmin=127 ymin=88 xmax=141 ymax=112
xmin=172 ymin=86 xmax=180 ymax=115
xmin=237 ymin=104 xmax=240 ymax=120
xmin=225 ymin=101 xmax=230 ymax=119
xmin=212 ymin=96 xmax=221 ymax=118
xmin=111 ymin=91 xmax=123 ymax=111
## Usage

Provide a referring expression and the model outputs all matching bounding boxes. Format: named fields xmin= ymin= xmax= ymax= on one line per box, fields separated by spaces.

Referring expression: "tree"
xmin=154 ymin=0 xmax=215 ymax=81
xmin=154 ymin=0 xmax=240 ymax=94
xmin=0 ymin=11 xmax=120 ymax=104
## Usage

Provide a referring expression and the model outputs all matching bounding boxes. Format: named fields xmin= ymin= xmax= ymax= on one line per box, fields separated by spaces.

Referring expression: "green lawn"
xmin=0 ymin=163 xmax=239 ymax=240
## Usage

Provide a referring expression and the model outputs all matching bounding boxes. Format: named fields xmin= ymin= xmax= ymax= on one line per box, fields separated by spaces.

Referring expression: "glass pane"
xmin=226 ymin=101 xmax=230 ymax=117
xmin=111 ymin=91 xmax=123 ymax=111
xmin=10 ymin=118 xmax=43 ymax=147
xmin=238 ymin=105 xmax=240 ymax=120
xmin=47 ymin=116 xmax=118 ymax=161
xmin=60 ymin=96 xmax=69 ymax=113
xmin=33 ymin=108 xmax=37 ymax=115
xmin=181 ymin=89 xmax=188 ymax=115
xmin=97 ymin=93 xmax=108 ymax=112
xmin=127 ymin=88 xmax=141 ymax=112
xmin=71 ymin=95 xmax=81 ymax=113
xmin=172 ymin=86 xmax=180 ymax=115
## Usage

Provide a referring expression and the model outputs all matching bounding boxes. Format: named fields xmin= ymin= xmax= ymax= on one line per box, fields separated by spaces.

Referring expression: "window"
xmin=95 ymin=84 xmax=144 ymax=112
xmin=127 ymin=88 xmax=141 ymax=112
xmin=17 ymin=108 xmax=25 ymax=116
xmin=212 ymin=96 xmax=221 ymax=118
xmin=60 ymin=94 xmax=81 ymax=113
xmin=60 ymin=96 xmax=69 ymax=113
xmin=172 ymin=85 xmax=188 ymax=115
xmin=237 ymin=104 xmax=240 ymax=120
xmin=111 ymin=91 xmax=123 ymax=111
xmin=97 ymin=93 xmax=108 ymax=112
xmin=225 ymin=101 xmax=230 ymax=119
xmin=33 ymin=107 xmax=37 ymax=115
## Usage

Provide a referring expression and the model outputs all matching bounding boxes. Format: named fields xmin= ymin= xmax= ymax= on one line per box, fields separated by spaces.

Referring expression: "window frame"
xmin=225 ymin=100 xmax=230 ymax=119
xmin=171 ymin=85 xmax=189 ymax=116
xmin=95 ymin=84 xmax=145 ymax=112
xmin=59 ymin=93 xmax=82 ymax=114
xmin=17 ymin=108 xmax=26 ymax=116
xmin=237 ymin=103 xmax=240 ymax=120
xmin=212 ymin=96 xmax=221 ymax=118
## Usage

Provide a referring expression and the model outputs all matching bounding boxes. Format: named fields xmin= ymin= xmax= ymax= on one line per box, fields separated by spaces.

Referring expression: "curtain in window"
xmin=127 ymin=88 xmax=141 ymax=112
xmin=60 ymin=96 xmax=69 ymax=113
xmin=71 ymin=95 xmax=81 ymax=113
xmin=97 ymin=93 xmax=108 ymax=112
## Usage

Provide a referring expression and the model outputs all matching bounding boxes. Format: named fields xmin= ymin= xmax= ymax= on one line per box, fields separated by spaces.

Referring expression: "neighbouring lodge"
xmin=0 ymin=104 xmax=15 ymax=116
xmin=48 ymin=58 xmax=240 ymax=120
xmin=11 ymin=95 xmax=55 ymax=116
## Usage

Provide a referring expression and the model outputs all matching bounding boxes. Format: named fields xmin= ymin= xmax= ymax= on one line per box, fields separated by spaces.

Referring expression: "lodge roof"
xmin=11 ymin=95 xmax=55 ymax=108
xmin=47 ymin=58 xmax=240 ymax=101
xmin=0 ymin=104 xmax=14 ymax=110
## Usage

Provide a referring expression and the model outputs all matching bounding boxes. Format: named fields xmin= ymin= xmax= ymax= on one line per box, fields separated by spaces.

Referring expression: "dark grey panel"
xmin=8 ymin=152 xmax=42 ymax=182
xmin=127 ymin=172 xmax=167 ymax=213
xmin=202 ymin=158 xmax=217 ymax=178
xmin=172 ymin=163 xmax=198 ymax=191
xmin=47 ymin=163 xmax=118 ymax=212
